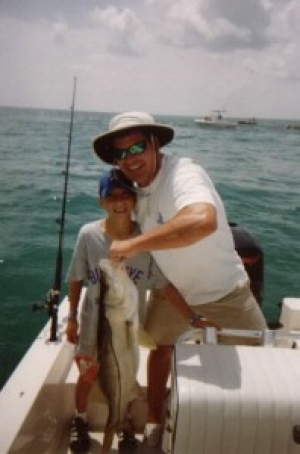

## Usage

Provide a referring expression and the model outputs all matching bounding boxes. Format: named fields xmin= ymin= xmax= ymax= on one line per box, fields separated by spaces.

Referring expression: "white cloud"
xmin=0 ymin=0 xmax=299 ymax=118
xmin=91 ymin=6 xmax=149 ymax=56
xmin=143 ymin=0 xmax=271 ymax=51
xmin=52 ymin=21 xmax=69 ymax=46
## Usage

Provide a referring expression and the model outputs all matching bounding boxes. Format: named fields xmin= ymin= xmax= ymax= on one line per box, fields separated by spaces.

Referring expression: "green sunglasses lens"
xmin=115 ymin=141 xmax=147 ymax=160
xmin=130 ymin=143 xmax=145 ymax=154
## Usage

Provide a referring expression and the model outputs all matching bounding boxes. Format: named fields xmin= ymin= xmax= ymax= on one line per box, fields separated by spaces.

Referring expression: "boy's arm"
xmin=65 ymin=280 xmax=84 ymax=344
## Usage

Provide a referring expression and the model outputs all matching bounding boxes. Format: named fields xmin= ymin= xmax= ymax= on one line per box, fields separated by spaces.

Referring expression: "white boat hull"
xmin=1 ymin=295 xmax=300 ymax=453
xmin=0 ymin=292 xmax=155 ymax=453
xmin=0 ymin=296 xmax=76 ymax=453
xmin=195 ymin=118 xmax=237 ymax=128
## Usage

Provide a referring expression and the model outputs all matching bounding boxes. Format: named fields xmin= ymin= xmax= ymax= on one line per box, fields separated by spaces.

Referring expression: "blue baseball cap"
xmin=99 ymin=169 xmax=135 ymax=198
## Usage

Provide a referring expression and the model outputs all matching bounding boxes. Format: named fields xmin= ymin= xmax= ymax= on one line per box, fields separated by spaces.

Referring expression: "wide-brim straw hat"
xmin=92 ymin=111 xmax=174 ymax=164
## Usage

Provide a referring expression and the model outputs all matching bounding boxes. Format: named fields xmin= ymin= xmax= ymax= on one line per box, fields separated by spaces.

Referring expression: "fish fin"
xmin=138 ymin=327 xmax=157 ymax=350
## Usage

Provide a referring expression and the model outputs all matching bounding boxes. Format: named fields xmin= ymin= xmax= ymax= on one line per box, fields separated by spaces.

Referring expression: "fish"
xmin=97 ymin=258 xmax=142 ymax=453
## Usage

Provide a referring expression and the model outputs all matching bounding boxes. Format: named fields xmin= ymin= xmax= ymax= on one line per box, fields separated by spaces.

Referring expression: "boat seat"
xmin=164 ymin=342 xmax=300 ymax=454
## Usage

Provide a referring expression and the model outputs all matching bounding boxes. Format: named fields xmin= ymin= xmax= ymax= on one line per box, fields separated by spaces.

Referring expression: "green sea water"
xmin=0 ymin=106 xmax=299 ymax=389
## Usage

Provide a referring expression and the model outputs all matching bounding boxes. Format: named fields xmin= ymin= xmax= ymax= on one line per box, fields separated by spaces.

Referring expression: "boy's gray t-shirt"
xmin=67 ymin=219 xmax=168 ymax=354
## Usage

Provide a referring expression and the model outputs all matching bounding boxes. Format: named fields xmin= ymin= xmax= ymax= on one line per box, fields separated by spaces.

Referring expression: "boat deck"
xmin=3 ymin=296 xmax=300 ymax=453
xmin=0 ymin=293 xmax=167 ymax=453
xmin=64 ymin=350 xmax=166 ymax=454
xmin=66 ymin=432 xmax=165 ymax=453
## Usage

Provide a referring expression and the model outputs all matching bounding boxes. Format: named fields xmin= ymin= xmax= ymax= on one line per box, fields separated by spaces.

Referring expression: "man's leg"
xmin=145 ymin=345 xmax=173 ymax=446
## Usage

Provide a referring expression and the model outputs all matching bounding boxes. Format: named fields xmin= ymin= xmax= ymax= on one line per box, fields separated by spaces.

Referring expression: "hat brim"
xmin=92 ymin=123 xmax=174 ymax=165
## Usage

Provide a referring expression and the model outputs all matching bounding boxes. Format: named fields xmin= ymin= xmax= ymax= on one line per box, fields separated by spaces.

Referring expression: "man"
xmin=92 ymin=112 xmax=267 ymax=445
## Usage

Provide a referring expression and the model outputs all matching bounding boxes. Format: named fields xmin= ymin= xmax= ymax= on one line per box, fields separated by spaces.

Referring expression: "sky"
xmin=0 ymin=0 xmax=300 ymax=119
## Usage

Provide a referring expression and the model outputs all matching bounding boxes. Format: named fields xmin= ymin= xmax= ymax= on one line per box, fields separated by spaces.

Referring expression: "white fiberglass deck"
xmin=1 ymin=296 xmax=300 ymax=453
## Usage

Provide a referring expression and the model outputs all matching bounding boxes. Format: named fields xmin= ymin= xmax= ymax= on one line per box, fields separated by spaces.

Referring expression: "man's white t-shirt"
xmin=136 ymin=155 xmax=247 ymax=306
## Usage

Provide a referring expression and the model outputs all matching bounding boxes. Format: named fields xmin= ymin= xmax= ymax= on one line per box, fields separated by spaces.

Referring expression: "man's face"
xmin=113 ymin=131 xmax=157 ymax=188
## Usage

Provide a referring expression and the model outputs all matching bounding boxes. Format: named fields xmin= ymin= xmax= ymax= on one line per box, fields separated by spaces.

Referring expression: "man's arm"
xmin=156 ymin=283 xmax=220 ymax=329
xmin=109 ymin=202 xmax=217 ymax=260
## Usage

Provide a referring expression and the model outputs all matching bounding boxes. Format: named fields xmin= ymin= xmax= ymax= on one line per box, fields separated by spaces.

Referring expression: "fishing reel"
xmin=32 ymin=289 xmax=60 ymax=341
xmin=32 ymin=289 xmax=59 ymax=314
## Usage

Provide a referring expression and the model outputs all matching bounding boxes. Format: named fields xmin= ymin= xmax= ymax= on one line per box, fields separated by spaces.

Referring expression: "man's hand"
xmin=109 ymin=239 xmax=137 ymax=262
xmin=192 ymin=317 xmax=220 ymax=330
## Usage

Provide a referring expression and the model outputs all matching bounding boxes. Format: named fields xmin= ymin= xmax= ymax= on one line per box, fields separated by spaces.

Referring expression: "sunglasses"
xmin=113 ymin=140 xmax=147 ymax=161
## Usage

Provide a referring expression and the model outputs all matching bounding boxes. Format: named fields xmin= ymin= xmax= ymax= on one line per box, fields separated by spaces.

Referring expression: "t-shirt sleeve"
xmin=166 ymin=158 xmax=217 ymax=213
xmin=66 ymin=227 xmax=88 ymax=282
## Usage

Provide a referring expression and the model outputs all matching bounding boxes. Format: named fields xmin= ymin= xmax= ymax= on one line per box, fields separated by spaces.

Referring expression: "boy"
xmin=66 ymin=168 xmax=216 ymax=452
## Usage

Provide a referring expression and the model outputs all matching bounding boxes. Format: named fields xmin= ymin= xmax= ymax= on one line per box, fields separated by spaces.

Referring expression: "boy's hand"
xmin=66 ymin=319 xmax=79 ymax=344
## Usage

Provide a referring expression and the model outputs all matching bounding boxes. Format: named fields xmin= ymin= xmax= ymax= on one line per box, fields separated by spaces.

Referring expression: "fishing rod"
xmin=32 ymin=77 xmax=77 ymax=341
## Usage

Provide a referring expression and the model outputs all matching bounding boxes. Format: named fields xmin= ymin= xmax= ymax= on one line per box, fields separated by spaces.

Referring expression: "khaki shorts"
xmin=144 ymin=282 xmax=267 ymax=346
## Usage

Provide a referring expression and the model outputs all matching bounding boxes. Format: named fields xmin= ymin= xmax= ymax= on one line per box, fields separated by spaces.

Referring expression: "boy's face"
xmin=99 ymin=187 xmax=136 ymax=218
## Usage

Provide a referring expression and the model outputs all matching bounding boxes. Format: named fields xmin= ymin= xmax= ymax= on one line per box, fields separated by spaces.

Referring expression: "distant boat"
xmin=194 ymin=110 xmax=237 ymax=129
xmin=237 ymin=118 xmax=257 ymax=125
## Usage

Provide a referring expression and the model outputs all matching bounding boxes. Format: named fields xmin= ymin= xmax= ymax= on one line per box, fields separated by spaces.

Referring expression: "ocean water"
xmin=0 ymin=106 xmax=299 ymax=389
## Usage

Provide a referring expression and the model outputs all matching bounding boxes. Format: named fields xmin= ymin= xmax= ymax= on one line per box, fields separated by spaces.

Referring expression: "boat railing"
xmin=176 ymin=327 xmax=300 ymax=347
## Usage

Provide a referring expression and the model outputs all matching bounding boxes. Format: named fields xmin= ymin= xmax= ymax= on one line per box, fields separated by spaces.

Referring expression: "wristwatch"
xmin=189 ymin=313 xmax=204 ymax=327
